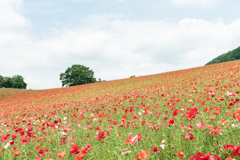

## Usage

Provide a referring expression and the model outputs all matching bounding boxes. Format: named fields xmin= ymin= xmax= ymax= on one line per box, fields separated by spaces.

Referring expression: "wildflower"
xmin=121 ymin=148 xmax=131 ymax=155
xmin=183 ymin=134 xmax=195 ymax=140
xmin=69 ymin=136 xmax=76 ymax=141
xmin=189 ymin=152 xmax=211 ymax=160
xmin=57 ymin=151 xmax=66 ymax=159
xmin=61 ymin=132 xmax=67 ymax=135
xmin=80 ymin=144 xmax=92 ymax=154
xmin=11 ymin=135 xmax=17 ymax=140
xmin=22 ymin=138 xmax=30 ymax=144
xmin=231 ymin=145 xmax=240 ymax=156
xmin=135 ymin=150 xmax=149 ymax=160
xmin=98 ymin=131 xmax=105 ymax=139
xmin=159 ymin=144 xmax=165 ymax=150
xmin=37 ymin=149 xmax=45 ymax=157
xmin=35 ymin=144 xmax=41 ymax=150
xmin=226 ymin=91 xmax=236 ymax=97
xmin=152 ymin=147 xmax=160 ymax=153
xmin=177 ymin=151 xmax=184 ymax=158
xmin=212 ymin=154 xmax=222 ymax=159
xmin=34 ymin=157 xmax=42 ymax=160
xmin=232 ymin=124 xmax=237 ymax=128
xmin=75 ymin=153 xmax=86 ymax=160
xmin=234 ymin=108 xmax=240 ymax=118
xmin=168 ymin=119 xmax=175 ymax=125
xmin=1 ymin=136 xmax=8 ymax=142
xmin=173 ymin=109 xmax=178 ymax=116
xmin=9 ymin=140 xmax=14 ymax=145
xmin=13 ymin=151 xmax=21 ymax=157
xmin=161 ymin=139 xmax=166 ymax=143
xmin=12 ymin=146 xmax=18 ymax=150
xmin=196 ymin=122 xmax=204 ymax=129
xmin=125 ymin=133 xmax=142 ymax=145
xmin=70 ymin=144 xmax=80 ymax=155
xmin=4 ymin=143 xmax=10 ymax=149
xmin=225 ymin=156 xmax=236 ymax=160
xmin=125 ymin=137 xmax=132 ymax=145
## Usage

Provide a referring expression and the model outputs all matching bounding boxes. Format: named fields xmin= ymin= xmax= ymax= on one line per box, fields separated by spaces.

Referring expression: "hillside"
xmin=206 ymin=46 xmax=240 ymax=65
xmin=0 ymin=88 xmax=34 ymax=99
xmin=1 ymin=60 xmax=240 ymax=159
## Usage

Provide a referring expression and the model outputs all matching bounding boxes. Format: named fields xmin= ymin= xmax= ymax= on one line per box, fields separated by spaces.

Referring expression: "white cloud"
xmin=71 ymin=0 xmax=93 ymax=2
xmin=171 ymin=0 xmax=222 ymax=7
xmin=0 ymin=0 xmax=29 ymax=31
xmin=1 ymin=1 xmax=240 ymax=89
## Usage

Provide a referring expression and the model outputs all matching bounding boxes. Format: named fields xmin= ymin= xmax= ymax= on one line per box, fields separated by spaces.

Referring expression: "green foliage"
xmin=4 ymin=77 xmax=13 ymax=88
xmin=60 ymin=64 xmax=96 ymax=87
xmin=130 ymin=75 xmax=136 ymax=78
xmin=0 ymin=75 xmax=27 ymax=89
xmin=0 ymin=75 xmax=4 ymax=88
xmin=206 ymin=46 xmax=240 ymax=65
xmin=11 ymin=75 xmax=27 ymax=89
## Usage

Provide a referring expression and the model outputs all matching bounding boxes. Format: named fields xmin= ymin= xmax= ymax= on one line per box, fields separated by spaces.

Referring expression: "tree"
xmin=3 ymin=77 xmax=12 ymax=88
xmin=60 ymin=64 xmax=96 ymax=87
xmin=0 ymin=75 xmax=27 ymax=89
xmin=11 ymin=75 xmax=27 ymax=89
xmin=0 ymin=75 xmax=4 ymax=88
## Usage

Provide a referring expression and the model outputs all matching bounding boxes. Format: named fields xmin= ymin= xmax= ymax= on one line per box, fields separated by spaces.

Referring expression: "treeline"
xmin=206 ymin=46 xmax=240 ymax=65
xmin=0 ymin=75 xmax=27 ymax=89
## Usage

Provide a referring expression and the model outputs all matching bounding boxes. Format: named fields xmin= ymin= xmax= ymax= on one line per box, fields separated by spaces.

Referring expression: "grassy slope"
xmin=0 ymin=60 xmax=240 ymax=159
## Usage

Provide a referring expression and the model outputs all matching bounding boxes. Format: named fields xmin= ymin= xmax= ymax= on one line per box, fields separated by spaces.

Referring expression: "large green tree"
xmin=0 ymin=75 xmax=27 ymax=89
xmin=60 ymin=64 xmax=96 ymax=87
xmin=11 ymin=75 xmax=27 ymax=89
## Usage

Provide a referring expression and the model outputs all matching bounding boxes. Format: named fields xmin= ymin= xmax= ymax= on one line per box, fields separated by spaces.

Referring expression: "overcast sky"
xmin=1 ymin=0 xmax=240 ymax=89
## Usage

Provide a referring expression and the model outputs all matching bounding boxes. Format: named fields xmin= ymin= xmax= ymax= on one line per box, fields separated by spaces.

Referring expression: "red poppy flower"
xmin=98 ymin=131 xmax=105 ymax=139
xmin=168 ymin=119 xmax=175 ymax=125
xmin=57 ymin=151 xmax=66 ymax=159
xmin=69 ymin=136 xmax=76 ymax=141
xmin=75 ymin=153 xmax=86 ymax=160
xmin=13 ymin=151 xmax=21 ymax=157
xmin=135 ymin=150 xmax=149 ymax=160
xmin=173 ymin=109 xmax=178 ymax=116
xmin=177 ymin=151 xmax=184 ymax=158
xmin=12 ymin=146 xmax=18 ymax=150
xmin=183 ymin=134 xmax=195 ymax=140
xmin=70 ymin=144 xmax=80 ymax=155
xmin=152 ymin=147 xmax=160 ymax=153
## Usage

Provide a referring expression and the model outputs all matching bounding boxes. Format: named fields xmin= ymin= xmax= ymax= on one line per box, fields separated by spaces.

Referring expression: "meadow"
xmin=1 ymin=60 xmax=240 ymax=160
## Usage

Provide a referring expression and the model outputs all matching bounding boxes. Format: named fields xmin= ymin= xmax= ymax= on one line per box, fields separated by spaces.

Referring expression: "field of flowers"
xmin=1 ymin=60 xmax=240 ymax=160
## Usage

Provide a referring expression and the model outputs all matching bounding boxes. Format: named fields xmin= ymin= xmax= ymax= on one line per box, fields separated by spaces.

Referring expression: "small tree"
xmin=0 ymin=75 xmax=27 ymax=89
xmin=11 ymin=75 xmax=27 ymax=89
xmin=60 ymin=64 xmax=96 ymax=87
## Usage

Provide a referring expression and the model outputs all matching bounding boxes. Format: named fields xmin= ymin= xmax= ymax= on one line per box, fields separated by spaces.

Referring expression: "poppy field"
xmin=1 ymin=61 xmax=240 ymax=160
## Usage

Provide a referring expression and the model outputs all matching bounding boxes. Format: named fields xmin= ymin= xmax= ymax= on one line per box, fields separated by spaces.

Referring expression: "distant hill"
xmin=205 ymin=46 xmax=240 ymax=65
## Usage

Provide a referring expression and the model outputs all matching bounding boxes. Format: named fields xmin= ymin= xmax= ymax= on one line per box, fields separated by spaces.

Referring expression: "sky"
xmin=1 ymin=0 xmax=240 ymax=89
